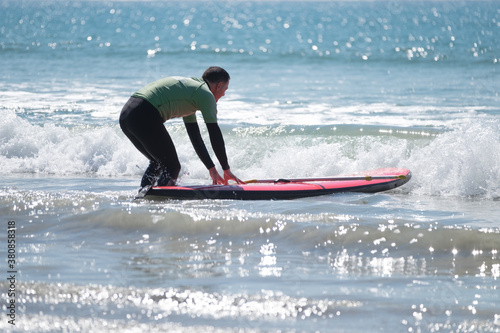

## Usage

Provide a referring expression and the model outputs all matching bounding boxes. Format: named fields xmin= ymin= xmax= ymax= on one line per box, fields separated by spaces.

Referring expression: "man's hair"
xmin=202 ymin=66 xmax=230 ymax=83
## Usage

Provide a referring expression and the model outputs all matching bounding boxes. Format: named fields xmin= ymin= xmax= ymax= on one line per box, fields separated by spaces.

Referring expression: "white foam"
xmin=2 ymin=107 xmax=500 ymax=198
xmin=0 ymin=110 xmax=144 ymax=176
xmin=226 ymin=118 xmax=500 ymax=198
xmin=405 ymin=119 xmax=500 ymax=198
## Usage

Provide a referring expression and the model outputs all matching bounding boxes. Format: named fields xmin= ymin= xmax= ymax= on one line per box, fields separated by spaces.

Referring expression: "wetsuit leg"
xmin=140 ymin=160 xmax=161 ymax=187
xmin=119 ymin=97 xmax=181 ymax=186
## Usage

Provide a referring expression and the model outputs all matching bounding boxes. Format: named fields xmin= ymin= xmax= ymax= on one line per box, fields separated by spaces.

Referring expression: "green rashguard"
xmin=132 ymin=76 xmax=218 ymax=123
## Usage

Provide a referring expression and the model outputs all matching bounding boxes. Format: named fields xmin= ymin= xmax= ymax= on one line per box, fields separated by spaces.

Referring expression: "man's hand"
xmin=209 ymin=167 xmax=244 ymax=185
xmin=223 ymin=169 xmax=244 ymax=185
xmin=209 ymin=167 xmax=224 ymax=185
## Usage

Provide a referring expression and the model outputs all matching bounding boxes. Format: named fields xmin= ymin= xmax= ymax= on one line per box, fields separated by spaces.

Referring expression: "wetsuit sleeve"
xmin=184 ymin=122 xmax=215 ymax=170
xmin=206 ymin=123 xmax=230 ymax=171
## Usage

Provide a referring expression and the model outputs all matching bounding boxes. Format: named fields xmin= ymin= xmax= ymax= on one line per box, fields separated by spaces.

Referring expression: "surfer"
xmin=119 ymin=66 xmax=243 ymax=187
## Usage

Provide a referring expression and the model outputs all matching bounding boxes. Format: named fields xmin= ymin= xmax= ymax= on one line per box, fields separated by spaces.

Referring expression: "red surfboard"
xmin=141 ymin=167 xmax=411 ymax=200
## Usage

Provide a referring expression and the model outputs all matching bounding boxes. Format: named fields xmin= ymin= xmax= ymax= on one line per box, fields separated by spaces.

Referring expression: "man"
xmin=119 ymin=66 xmax=243 ymax=188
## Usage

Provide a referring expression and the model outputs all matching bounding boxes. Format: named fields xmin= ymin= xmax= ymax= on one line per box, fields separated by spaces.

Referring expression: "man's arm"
xmin=184 ymin=122 xmax=215 ymax=169
xmin=185 ymin=121 xmax=242 ymax=184
xmin=206 ymin=123 xmax=244 ymax=184
xmin=206 ymin=123 xmax=230 ymax=170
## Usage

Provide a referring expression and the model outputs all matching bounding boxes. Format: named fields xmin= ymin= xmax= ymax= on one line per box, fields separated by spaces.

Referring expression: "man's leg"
xmin=140 ymin=160 xmax=161 ymax=187
xmin=119 ymin=97 xmax=181 ymax=186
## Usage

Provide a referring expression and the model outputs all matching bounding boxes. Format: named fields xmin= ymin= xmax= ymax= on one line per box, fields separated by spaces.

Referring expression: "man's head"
xmin=203 ymin=66 xmax=230 ymax=102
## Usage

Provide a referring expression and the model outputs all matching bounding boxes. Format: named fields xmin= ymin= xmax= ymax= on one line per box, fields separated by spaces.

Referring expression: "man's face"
xmin=211 ymin=80 xmax=229 ymax=102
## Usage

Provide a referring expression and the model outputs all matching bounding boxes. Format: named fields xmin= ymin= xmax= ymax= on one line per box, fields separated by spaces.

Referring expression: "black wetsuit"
xmin=119 ymin=96 xmax=229 ymax=187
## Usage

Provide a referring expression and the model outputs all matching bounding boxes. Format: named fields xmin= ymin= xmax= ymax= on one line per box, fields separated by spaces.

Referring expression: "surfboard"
xmin=139 ymin=167 xmax=411 ymax=200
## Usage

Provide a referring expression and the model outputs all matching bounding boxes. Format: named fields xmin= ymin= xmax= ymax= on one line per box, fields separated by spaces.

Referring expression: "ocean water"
xmin=1 ymin=0 xmax=500 ymax=332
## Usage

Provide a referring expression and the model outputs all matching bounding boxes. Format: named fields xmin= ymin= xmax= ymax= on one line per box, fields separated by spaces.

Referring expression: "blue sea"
xmin=1 ymin=0 xmax=500 ymax=332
